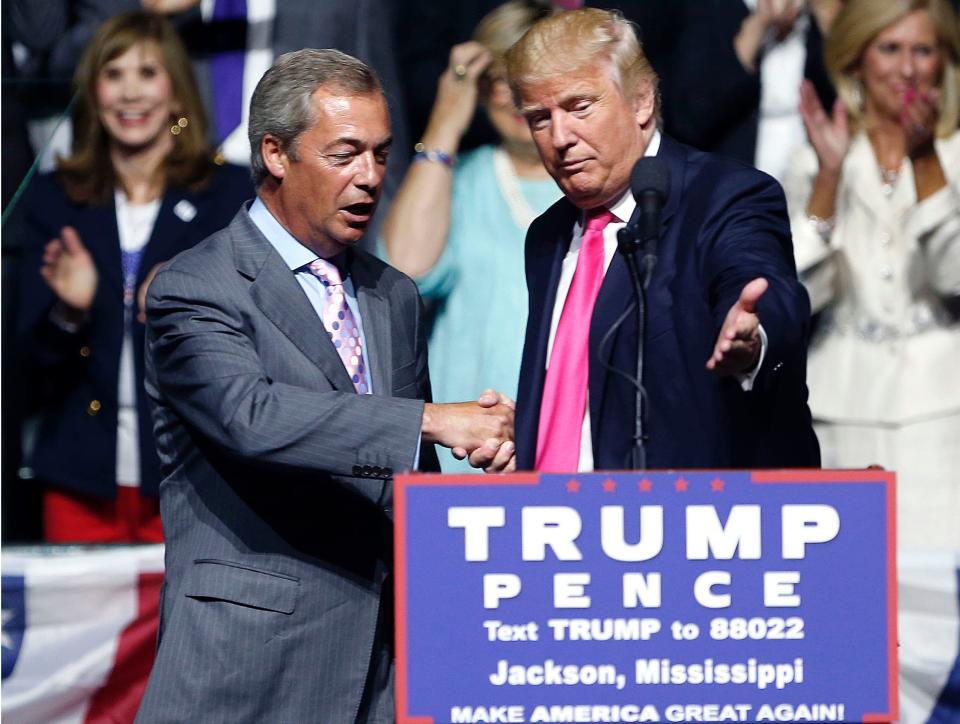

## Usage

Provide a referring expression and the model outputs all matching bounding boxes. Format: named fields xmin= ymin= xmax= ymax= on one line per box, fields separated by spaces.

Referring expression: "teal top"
xmin=383 ymin=144 xmax=560 ymax=473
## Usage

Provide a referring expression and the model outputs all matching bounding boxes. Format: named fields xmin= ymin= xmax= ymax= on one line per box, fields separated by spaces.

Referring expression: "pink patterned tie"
xmin=535 ymin=207 xmax=615 ymax=472
xmin=308 ymin=258 xmax=369 ymax=394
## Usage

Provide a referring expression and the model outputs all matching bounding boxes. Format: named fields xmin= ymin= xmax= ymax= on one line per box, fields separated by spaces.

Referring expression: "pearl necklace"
xmin=493 ymin=146 xmax=539 ymax=230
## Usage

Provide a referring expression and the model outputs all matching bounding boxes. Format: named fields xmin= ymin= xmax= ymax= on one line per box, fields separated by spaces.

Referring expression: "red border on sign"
xmin=395 ymin=469 xmax=898 ymax=724
xmin=752 ymin=469 xmax=898 ymax=723
xmin=394 ymin=473 xmax=541 ymax=723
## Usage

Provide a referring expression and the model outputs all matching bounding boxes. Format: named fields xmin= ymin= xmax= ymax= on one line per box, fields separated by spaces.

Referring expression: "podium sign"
xmin=394 ymin=470 xmax=897 ymax=724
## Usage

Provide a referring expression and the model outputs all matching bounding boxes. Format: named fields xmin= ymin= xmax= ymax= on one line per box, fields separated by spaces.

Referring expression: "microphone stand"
xmin=616 ymin=221 xmax=653 ymax=470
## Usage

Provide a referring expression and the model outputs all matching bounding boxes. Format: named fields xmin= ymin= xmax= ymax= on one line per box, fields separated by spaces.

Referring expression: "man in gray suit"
xmin=136 ymin=49 xmax=514 ymax=723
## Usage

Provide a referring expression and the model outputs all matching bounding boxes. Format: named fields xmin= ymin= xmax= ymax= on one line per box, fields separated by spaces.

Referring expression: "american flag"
xmin=2 ymin=545 xmax=163 ymax=724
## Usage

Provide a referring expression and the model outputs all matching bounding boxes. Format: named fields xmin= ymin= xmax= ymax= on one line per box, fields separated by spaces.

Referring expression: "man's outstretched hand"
xmin=706 ymin=277 xmax=767 ymax=376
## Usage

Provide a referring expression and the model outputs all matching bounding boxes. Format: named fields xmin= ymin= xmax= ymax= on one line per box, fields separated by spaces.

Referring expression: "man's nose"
xmin=355 ymin=153 xmax=385 ymax=191
xmin=550 ymin=112 xmax=576 ymax=150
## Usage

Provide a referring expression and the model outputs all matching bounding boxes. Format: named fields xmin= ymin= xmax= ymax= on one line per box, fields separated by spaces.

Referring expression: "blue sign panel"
xmin=394 ymin=470 xmax=896 ymax=724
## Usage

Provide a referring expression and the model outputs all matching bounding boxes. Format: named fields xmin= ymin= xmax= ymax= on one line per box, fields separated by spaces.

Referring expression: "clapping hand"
xmin=901 ymin=87 xmax=939 ymax=158
xmin=757 ymin=0 xmax=803 ymax=40
xmin=799 ymin=79 xmax=850 ymax=174
xmin=137 ymin=263 xmax=163 ymax=324
xmin=736 ymin=0 xmax=803 ymax=71
xmin=40 ymin=226 xmax=98 ymax=315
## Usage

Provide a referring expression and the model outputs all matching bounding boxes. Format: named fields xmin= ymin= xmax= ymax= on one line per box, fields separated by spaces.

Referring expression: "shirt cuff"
xmin=736 ymin=324 xmax=767 ymax=392
xmin=412 ymin=431 xmax=422 ymax=471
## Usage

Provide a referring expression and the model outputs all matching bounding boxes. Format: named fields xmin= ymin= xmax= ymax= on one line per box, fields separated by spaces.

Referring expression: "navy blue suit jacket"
xmin=515 ymin=135 xmax=820 ymax=470
xmin=17 ymin=164 xmax=252 ymax=498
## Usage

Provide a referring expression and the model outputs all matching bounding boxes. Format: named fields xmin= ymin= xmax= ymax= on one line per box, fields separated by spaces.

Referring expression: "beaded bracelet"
xmin=412 ymin=142 xmax=454 ymax=168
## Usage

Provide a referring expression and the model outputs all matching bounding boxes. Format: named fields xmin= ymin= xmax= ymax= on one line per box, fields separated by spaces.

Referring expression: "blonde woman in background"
xmin=784 ymin=0 xmax=960 ymax=549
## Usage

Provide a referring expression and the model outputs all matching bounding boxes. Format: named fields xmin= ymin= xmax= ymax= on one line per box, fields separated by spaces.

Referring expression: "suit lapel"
xmin=232 ymin=210 xmax=356 ymax=392
xmin=88 ymin=197 xmax=124 ymax=294
xmin=139 ymin=188 xmax=192 ymax=285
xmin=656 ymin=134 xmax=684 ymax=234
xmin=517 ymin=200 xmax=578 ymax=468
xmin=589 ymin=251 xmax=633 ymax=436
xmin=350 ymin=252 xmax=392 ymax=395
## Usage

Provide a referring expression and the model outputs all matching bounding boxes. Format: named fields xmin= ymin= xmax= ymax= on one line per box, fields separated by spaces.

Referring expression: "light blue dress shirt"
xmin=248 ymin=196 xmax=373 ymax=394
xmin=249 ymin=197 xmax=425 ymax=470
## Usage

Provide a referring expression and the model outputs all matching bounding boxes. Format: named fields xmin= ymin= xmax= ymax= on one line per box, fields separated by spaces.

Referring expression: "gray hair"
xmin=248 ymin=48 xmax=383 ymax=185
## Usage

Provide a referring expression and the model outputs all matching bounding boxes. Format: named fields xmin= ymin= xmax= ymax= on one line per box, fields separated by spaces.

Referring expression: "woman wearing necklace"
xmin=17 ymin=12 xmax=251 ymax=542
xmin=383 ymin=0 xmax=561 ymax=472
xmin=783 ymin=0 xmax=960 ymax=549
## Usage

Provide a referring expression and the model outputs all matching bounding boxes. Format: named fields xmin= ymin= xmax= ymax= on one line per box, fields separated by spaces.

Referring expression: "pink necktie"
xmin=308 ymin=258 xmax=369 ymax=394
xmin=536 ymin=207 xmax=615 ymax=472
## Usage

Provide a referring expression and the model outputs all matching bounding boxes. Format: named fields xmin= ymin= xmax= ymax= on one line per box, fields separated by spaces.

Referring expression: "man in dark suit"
xmin=506 ymin=8 xmax=819 ymax=472
xmin=666 ymin=0 xmax=836 ymax=179
xmin=136 ymin=49 xmax=513 ymax=723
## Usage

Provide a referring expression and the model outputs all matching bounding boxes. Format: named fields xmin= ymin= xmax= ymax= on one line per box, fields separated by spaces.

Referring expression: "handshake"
xmin=421 ymin=389 xmax=516 ymax=473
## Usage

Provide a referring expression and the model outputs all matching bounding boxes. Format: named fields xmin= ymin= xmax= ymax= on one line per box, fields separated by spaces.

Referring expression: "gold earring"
xmin=170 ymin=116 xmax=189 ymax=136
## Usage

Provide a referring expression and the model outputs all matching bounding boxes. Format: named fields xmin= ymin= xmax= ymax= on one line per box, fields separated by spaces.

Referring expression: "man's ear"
xmin=261 ymin=134 xmax=288 ymax=180
xmin=633 ymin=78 xmax=656 ymax=128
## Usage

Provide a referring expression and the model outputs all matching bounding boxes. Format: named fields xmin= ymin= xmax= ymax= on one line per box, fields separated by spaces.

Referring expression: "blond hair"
xmin=826 ymin=0 xmax=960 ymax=136
xmin=473 ymin=0 xmax=559 ymax=98
xmin=505 ymin=7 xmax=659 ymax=114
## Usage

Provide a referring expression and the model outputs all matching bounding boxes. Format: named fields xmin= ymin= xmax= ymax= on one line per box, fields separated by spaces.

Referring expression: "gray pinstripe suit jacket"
xmin=136 ymin=205 xmax=439 ymax=723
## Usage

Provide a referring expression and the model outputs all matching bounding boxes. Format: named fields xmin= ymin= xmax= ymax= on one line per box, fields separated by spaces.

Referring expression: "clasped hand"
xmin=422 ymin=389 xmax=516 ymax=473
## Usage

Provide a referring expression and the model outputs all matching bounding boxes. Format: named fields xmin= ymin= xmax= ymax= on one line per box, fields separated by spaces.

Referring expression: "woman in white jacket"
xmin=784 ymin=0 xmax=960 ymax=549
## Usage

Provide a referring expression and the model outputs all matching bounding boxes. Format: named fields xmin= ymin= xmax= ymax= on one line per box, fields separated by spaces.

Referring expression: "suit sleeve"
xmin=411 ymin=285 xmax=442 ymax=473
xmin=145 ymin=266 xmax=426 ymax=478
xmin=697 ymin=166 xmax=812 ymax=393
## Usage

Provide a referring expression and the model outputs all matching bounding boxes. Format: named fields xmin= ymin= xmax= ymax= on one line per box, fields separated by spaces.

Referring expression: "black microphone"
xmin=631 ymin=157 xmax=671 ymax=251
xmin=606 ymin=156 xmax=671 ymax=469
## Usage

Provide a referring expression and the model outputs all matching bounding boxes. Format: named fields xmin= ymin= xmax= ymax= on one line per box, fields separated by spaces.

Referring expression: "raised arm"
xmin=382 ymin=41 xmax=491 ymax=278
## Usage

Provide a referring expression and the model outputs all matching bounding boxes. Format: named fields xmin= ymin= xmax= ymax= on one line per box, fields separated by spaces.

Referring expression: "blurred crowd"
xmin=2 ymin=0 xmax=958 ymax=550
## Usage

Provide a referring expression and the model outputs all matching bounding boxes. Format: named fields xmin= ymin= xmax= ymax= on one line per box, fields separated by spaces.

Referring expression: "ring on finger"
xmin=453 ymin=63 xmax=467 ymax=80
